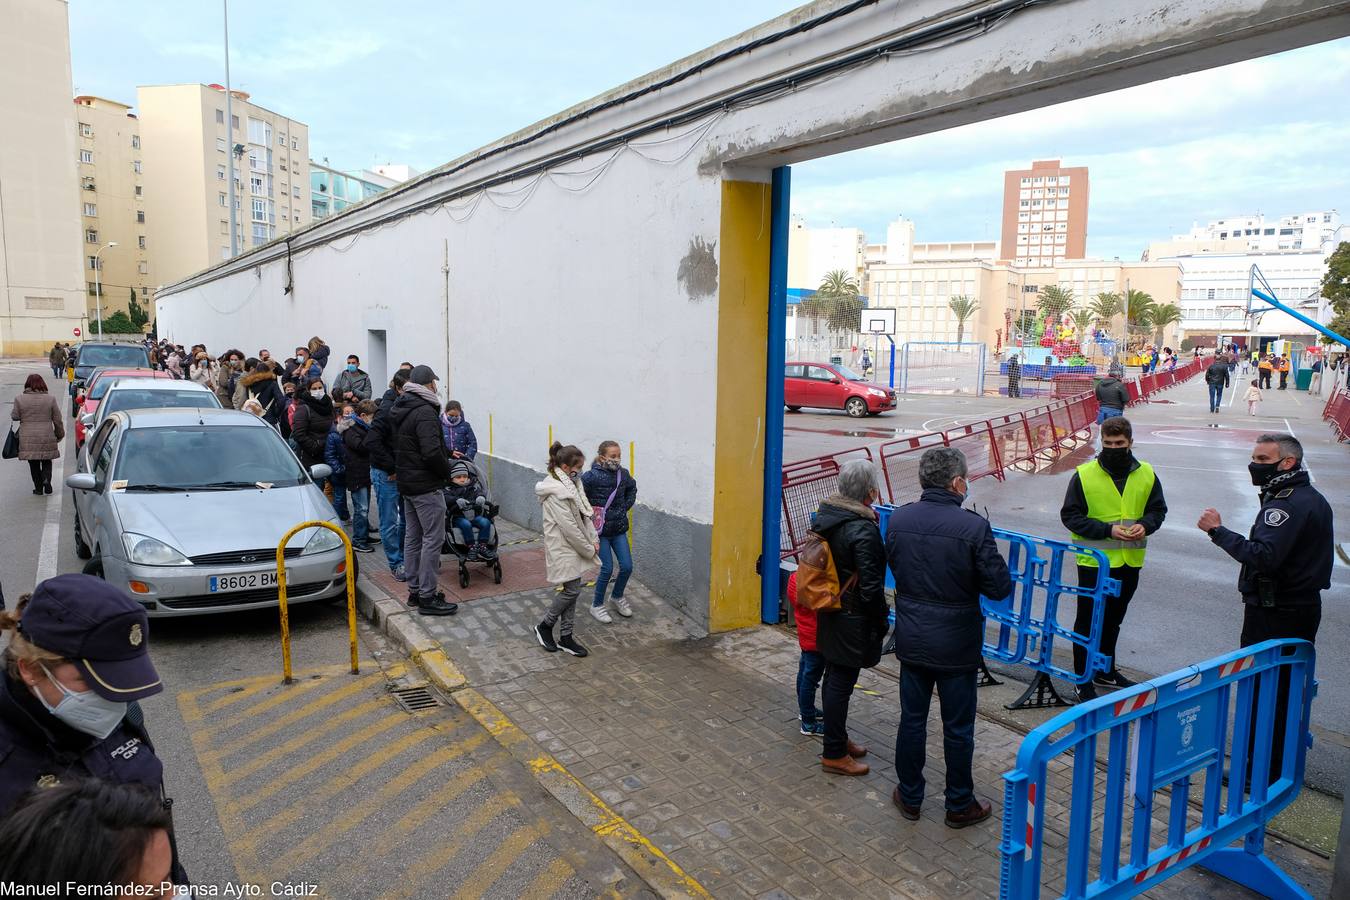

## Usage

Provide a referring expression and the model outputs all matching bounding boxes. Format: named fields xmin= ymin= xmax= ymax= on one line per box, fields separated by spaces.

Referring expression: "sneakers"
xmin=798 ymin=707 xmax=824 ymax=722
xmin=417 ymin=596 xmax=459 ymax=617
xmin=464 ymin=545 xmax=480 ymax=561
xmin=557 ymin=634 xmax=589 ymax=658
xmin=1093 ymin=670 xmax=1136 ymax=688
xmin=589 ymin=604 xmax=613 ymax=624
xmin=406 ymin=593 xmax=421 ymax=608
xmin=611 ymin=595 xmax=633 ymax=618
xmin=477 ymin=543 xmax=497 ymax=561
xmin=534 ymin=622 xmax=558 ymax=653
xmin=1076 ymin=683 xmax=1099 ymax=703
xmin=390 ymin=565 xmax=408 ymax=582
xmin=800 ymin=720 xmax=825 ymax=737
xmin=351 ymin=542 xmax=374 ymax=554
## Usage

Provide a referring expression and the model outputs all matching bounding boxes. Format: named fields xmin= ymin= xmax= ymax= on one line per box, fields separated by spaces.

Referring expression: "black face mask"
xmin=1098 ymin=447 xmax=1133 ymax=475
xmin=1248 ymin=461 xmax=1282 ymax=486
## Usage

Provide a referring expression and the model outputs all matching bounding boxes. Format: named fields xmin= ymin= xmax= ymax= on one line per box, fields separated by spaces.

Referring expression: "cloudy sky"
xmin=69 ymin=3 xmax=1348 ymax=261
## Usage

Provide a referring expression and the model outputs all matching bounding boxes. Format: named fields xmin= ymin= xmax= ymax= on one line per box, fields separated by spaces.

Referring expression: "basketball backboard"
xmin=859 ymin=307 xmax=896 ymax=335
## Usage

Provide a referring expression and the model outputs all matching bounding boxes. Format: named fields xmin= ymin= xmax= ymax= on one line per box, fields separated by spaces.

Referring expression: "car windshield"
xmin=114 ymin=425 xmax=306 ymax=489
xmin=77 ymin=346 xmax=147 ymax=369
xmin=103 ymin=389 xmax=219 ymax=417
xmin=834 ymin=365 xmax=866 ymax=381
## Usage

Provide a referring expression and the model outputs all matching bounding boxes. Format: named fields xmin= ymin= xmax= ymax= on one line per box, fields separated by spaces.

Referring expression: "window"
xmin=218 ymin=192 xmax=227 ymax=207
xmin=291 ymin=137 xmax=299 ymax=150
xmin=250 ymin=176 xmax=264 ymax=195
xmin=79 ymin=122 xmax=94 ymax=137
xmin=1279 ymin=228 xmax=1295 ymax=235
xmin=131 ymin=135 xmax=140 ymax=149
xmin=1207 ymin=289 xmax=1215 ymax=299
xmin=138 ymin=261 xmax=148 ymax=275
xmin=1020 ymin=177 xmax=1031 ymax=184
xmin=251 ymin=198 xmax=266 ymax=221
xmin=216 ymin=109 xmax=225 ymax=124
xmin=132 ymin=160 xmax=141 ymax=174
xmin=247 ymin=117 xmax=271 ymax=145
xmin=136 ymin=211 xmax=145 ymax=224
xmin=252 ymin=223 xmax=268 ymax=243
xmin=293 ymin=214 xmax=299 ymax=222
xmin=83 ymin=202 xmax=97 ymax=216
xmin=231 ymin=114 xmax=239 ymax=130
xmin=81 ymin=175 xmax=96 ymax=190
xmin=217 ymin=138 xmax=227 ymax=153
xmin=278 ymin=134 xmax=285 ymax=146
xmin=88 ymin=255 xmax=101 ymax=270
xmin=137 ymin=236 xmax=146 ymax=250
xmin=79 ymin=150 xmax=93 ymax=164
xmin=134 ymin=185 xmax=142 ymax=197
xmin=85 ymin=229 xmax=98 ymax=243
xmin=291 ymin=185 xmax=300 ymax=198
xmin=220 ymin=220 xmax=228 ymax=235
xmin=221 ymin=247 xmax=230 ymax=260
xmin=87 ymin=282 xmax=99 ymax=296
xmin=217 ymin=165 xmax=226 ymax=180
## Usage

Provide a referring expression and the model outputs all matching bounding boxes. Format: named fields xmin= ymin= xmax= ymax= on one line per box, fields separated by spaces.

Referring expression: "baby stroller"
xmin=442 ymin=458 xmax=503 ymax=588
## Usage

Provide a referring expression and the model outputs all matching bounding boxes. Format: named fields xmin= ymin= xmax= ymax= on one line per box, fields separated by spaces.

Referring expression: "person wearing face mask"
xmin=0 ymin=575 xmax=187 ymax=884
xmin=440 ymin=400 xmax=478 ymax=461
xmin=581 ymin=440 xmax=638 ymax=623
xmin=535 ymin=442 xmax=601 ymax=657
xmin=885 ymin=448 xmax=1011 ymax=828
xmin=332 ymin=354 xmax=372 ymax=403
xmin=1198 ymin=433 xmax=1332 ymax=780
xmin=288 ymin=347 xmax=322 ymax=392
xmin=291 ymin=378 xmax=335 ymax=489
xmin=1060 ymin=416 xmax=1168 ymax=702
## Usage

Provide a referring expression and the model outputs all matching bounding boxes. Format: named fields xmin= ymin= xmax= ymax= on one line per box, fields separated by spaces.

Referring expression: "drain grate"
xmin=389 ymin=685 xmax=441 ymax=712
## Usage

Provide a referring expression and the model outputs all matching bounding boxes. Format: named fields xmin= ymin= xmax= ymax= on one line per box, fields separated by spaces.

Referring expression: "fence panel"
xmin=945 ymin=421 xmax=1003 ymax=482
xmin=899 ymin=342 xmax=987 ymax=395
xmin=780 ymin=464 xmax=845 ymax=558
xmin=990 ymin=413 xmax=1034 ymax=471
xmin=879 ymin=433 xmax=947 ymax=504
xmin=1051 ymin=374 xmax=1097 ymax=399
xmin=1024 ymin=406 xmax=1060 ymax=462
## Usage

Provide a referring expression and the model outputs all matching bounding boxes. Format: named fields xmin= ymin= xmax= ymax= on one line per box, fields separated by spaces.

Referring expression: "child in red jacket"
xmin=789 ymin=571 xmax=825 ymax=736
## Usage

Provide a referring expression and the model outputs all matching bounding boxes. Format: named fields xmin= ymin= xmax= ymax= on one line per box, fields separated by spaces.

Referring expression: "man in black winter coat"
xmin=885 ymin=447 xmax=1012 ymax=829
xmin=1205 ymin=357 xmax=1231 ymax=414
xmin=366 ymin=372 xmax=409 ymax=577
xmin=390 ymin=366 xmax=457 ymax=616
xmin=1094 ymin=374 xmax=1129 ymax=419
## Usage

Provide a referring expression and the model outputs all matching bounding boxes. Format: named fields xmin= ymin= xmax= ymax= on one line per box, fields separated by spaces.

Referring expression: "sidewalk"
xmin=362 ymin=534 xmax=1334 ymax=898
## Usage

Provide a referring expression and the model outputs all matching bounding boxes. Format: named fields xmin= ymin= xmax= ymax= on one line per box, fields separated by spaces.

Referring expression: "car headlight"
xmin=122 ymin=533 xmax=191 ymax=566
xmin=867 ymin=388 xmax=887 ymax=398
xmin=302 ymin=526 xmax=344 ymax=555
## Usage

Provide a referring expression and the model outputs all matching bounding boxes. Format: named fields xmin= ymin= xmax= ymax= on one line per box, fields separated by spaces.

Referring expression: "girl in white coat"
xmin=534 ymin=442 xmax=600 ymax=656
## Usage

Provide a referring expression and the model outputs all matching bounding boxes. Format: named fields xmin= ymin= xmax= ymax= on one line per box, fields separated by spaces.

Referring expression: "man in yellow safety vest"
xmin=1059 ymin=415 xmax=1168 ymax=702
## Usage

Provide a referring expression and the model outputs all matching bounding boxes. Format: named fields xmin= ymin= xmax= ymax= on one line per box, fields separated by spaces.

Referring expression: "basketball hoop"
xmin=858 ymin=307 xmax=897 ymax=336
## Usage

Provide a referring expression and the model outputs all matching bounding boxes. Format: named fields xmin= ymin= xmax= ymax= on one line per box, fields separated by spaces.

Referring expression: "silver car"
xmin=83 ymin=377 xmax=221 ymax=436
xmin=67 ymin=408 xmax=347 ymax=617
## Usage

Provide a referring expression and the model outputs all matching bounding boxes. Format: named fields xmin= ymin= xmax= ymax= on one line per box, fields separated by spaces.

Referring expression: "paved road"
xmin=0 ymin=359 xmax=641 ymax=897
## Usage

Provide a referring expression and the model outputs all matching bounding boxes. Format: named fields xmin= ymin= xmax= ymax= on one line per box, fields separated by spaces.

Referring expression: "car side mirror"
xmin=80 ymin=413 xmax=95 ymax=428
xmin=831 ymin=377 xmax=842 ymax=384
xmin=309 ymin=464 xmax=332 ymax=481
xmin=65 ymin=473 xmax=98 ymax=492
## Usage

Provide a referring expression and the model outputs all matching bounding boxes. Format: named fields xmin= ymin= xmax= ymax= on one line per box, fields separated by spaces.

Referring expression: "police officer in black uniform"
xmin=1197 ymin=432 xmax=1333 ymax=778
xmin=0 ymin=574 xmax=187 ymax=884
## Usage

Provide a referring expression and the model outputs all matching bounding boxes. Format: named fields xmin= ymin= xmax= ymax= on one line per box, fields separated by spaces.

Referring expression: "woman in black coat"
xmin=290 ymin=378 xmax=335 ymax=472
xmin=813 ymin=460 xmax=890 ymax=777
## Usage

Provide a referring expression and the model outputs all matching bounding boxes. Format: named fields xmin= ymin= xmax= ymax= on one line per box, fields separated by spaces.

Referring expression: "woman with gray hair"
xmin=812 ymin=459 xmax=890 ymax=776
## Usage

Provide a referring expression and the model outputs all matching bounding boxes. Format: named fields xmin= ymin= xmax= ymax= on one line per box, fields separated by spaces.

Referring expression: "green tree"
xmin=1124 ymin=289 xmax=1157 ymax=352
xmin=99 ymin=311 xmax=140 ymax=333
xmin=1320 ymin=241 xmax=1350 ymax=344
xmin=1036 ymin=285 xmax=1075 ymax=320
xmin=127 ymin=289 xmax=148 ymax=331
xmin=947 ymin=295 xmax=979 ymax=344
xmin=1150 ymin=302 xmax=1183 ymax=346
xmin=1070 ymin=309 xmax=1095 ymax=335
xmin=806 ymin=269 xmax=865 ymax=334
xmin=1089 ymin=291 xmax=1123 ymax=327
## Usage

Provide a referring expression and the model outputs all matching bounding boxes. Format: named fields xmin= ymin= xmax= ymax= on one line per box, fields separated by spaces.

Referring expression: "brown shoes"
xmin=821 ymin=754 xmax=870 ymax=776
xmin=846 ymin=740 xmax=867 ymax=759
xmin=944 ymin=797 xmax=993 ymax=829
xmin=892 ymin=787 xmax=920 ymax=821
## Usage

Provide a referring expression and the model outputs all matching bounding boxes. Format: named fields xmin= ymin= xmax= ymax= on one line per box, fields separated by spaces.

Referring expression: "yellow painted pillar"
xmin=708 ymin=178 xmax=772 ymax=632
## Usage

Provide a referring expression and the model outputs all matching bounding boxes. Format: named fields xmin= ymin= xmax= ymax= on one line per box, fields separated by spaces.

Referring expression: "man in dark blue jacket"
xmin=885 ymin=447 xmax=1012 ymax=829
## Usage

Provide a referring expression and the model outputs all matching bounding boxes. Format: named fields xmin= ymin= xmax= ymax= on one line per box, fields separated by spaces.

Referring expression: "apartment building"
xmin=74 ymin=96 xmax=153 ymax=321
xmin=1000 ymin=159 xmax=1090 ymax=267
xmin=310 ymin=161 xmax=400 ymax=220
xmin=0 ymin=0 xmax=87 ymax=355
xmin=1145 ymin=210 xmax=1344 ymax=259
xmin=137 ymin=84 xmax=310 ymax=285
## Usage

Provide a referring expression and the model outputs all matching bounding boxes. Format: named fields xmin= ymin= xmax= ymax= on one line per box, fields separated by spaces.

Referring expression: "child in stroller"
xmin=443 ymin=459 xmax=502 ymax=587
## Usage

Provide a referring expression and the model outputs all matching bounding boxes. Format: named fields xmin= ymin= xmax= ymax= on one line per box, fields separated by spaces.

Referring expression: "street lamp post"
xmin=223 ymin=0 xmax=238 ymax=258
xmin=93 ymin=241 xmax=118 ymax=339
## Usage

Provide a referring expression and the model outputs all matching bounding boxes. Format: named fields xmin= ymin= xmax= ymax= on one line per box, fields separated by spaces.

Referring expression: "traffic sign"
xmin=73 ymin=327 xmax=82 ymax=337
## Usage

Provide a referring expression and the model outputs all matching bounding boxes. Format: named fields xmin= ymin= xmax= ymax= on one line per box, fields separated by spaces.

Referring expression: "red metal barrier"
xmin=944 ymin=421 xmax=1003 ymax=482
xmin=1125 ymin=378 xmax=1143 ymax=406
xmin=1324 ymin=388 xmax=1350 ymax=442
xmin=879 ymin=433 xmax=946 ymax=504
xmin=989 ymin=412 xmax=1035 ymax=472
xmin=1051 ymin=373 xmax=1097 ymax=399
xmin=1024 ymin=404 xmax=1061 ymax=463
xmin=781 ymin=463 xmax=845 ymax=559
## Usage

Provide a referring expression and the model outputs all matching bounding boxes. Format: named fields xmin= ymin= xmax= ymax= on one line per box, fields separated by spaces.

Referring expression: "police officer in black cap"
xmin=0 ymin=573 xmax=187 ymax=884
xmin=1198 ymin=432 xmax=1333 ymax=778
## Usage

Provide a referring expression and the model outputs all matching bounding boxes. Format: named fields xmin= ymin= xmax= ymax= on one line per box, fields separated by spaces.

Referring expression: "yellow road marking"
xmin=196 ymin=669 xmax=349 ymax=727
xmin=264 ymin=739 xmax=481 ymax=878
xmin=217 ymin=697 xmax=391 ymax=785
xmin=518 ymin=858 xmax=574 ymax=900
xmin=449 ymin=823 xmax=541 ymax=900
xmin=228 ymin=707 xmax=410 ymax=813
xmin=214 ymin=669 xmax=395 ymax=756
xmin=376 ymin=793 xmax=516 ymax=900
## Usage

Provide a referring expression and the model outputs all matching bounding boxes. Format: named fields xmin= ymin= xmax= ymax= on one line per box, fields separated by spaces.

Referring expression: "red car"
xmin=73 ymin=368 xmax=171 ymax=447
xmin=784 ymin=361 xmax=897 ymax=418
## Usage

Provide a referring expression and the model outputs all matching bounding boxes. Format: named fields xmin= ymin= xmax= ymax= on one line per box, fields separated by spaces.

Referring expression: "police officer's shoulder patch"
xmin=1275 ymin=489 xmax=1294 ymax=499
xmin=1265 ymin=508 xmax=1290 ymax=527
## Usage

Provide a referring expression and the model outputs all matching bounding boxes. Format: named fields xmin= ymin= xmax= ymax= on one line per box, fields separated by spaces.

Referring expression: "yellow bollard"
xmin=548 ymin=423 xmax=553 ymax=450
xmin=276 ymin=520 xmax=358 ymax=684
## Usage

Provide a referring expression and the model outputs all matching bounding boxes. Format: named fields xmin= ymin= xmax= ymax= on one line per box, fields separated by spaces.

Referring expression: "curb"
xmin=353 ymin=573 xmax=710 ymax=899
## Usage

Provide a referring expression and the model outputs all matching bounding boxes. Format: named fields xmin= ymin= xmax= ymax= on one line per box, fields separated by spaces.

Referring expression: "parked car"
xmin=84 ymin=378 xmax=220 ymax=438
xmin=72 ymin=367 xmax=171 ymax=446
xmin=784 ymin=361 xmax=897 ymax=417
xmin=66 ymin=408 xmax=346 ymax=617
xmin=69 ymin=341 xmax=151 ymax=399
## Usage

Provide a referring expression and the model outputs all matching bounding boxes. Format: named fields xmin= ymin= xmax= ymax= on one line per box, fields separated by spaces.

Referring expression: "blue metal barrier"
xmin=1000 ymin=639 xmax=1317 ymax=900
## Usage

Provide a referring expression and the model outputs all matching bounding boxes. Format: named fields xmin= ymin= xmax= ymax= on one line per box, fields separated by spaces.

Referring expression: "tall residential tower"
xmin=1000 ymin=159 xmax=1089 ymax=268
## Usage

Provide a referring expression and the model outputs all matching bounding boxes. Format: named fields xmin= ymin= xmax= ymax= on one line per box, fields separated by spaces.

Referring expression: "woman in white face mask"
xmin=0 ymin=574 xmax=187 ymax=884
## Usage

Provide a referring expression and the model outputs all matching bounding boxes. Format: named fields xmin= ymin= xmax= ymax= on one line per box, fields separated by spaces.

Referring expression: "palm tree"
xmin=1125 ymin=289 xmax=1157 ymax=353
xmin=947 ymin=295 xmax=980 ymax=344
xmin=1150 ymin=302 xmax=1183 ymax=346
xmin=809 ymin=269 xmax=865 ymax=334
xmin=1070 ymin=309 xmax=1094 ymax=335
xmin=1036 ymin=285 xmax=1076 ymax=320
xmin=1089 ymin=292 xmax=1123 ymax=327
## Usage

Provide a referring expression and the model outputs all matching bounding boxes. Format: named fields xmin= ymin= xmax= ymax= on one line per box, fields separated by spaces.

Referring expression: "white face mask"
xmin=310 ymin=389 xmax=325 ymax=399
xmin=33 ymin=664 xmax=128 ymax=740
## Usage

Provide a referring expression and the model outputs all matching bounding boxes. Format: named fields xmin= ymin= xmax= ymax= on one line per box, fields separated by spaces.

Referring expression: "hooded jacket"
xmin=290 ymin=391 xmax=334 ymax=468
xmin=885 ymin=488 xmax=1014 ymax=673
xmin=234 ymin=369 xmax=286 ymax=426
xmin=812 ymin=496 xmax=889 ymax=669
xmin=341 ymin=417 xmax=373 ymax=490
xmin=332 ymin=368 xmax=372 ymax=402
xmin=1094 ymin=376 xmax=1129 ymax=411
xmin=440 ymin=415 xmax=478 ymax=460
xmin=389 ymin=384 xmax=450 ymax=496
xmin=580 ymin=462 xmax=637 ymax=538
xmin=324 ymin=422 xmax=348 ymax=480
xmin=536 ymin=470 xmax=599 ymax=584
